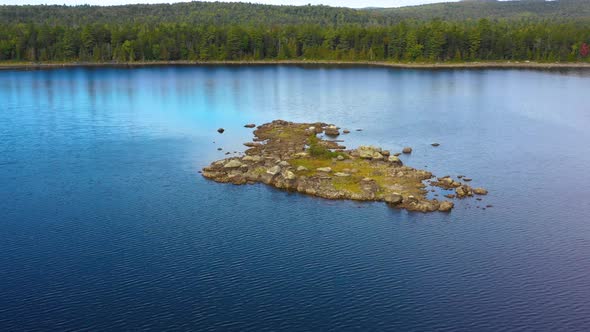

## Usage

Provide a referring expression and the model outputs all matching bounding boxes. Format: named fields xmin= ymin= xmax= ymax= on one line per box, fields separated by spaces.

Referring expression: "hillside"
xmin=1 ymin=0 xmax=590 ymax=27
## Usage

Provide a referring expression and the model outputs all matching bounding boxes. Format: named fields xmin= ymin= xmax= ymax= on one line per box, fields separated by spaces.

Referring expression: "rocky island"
xmin=202 ymin=120 xmax=488 ymax=212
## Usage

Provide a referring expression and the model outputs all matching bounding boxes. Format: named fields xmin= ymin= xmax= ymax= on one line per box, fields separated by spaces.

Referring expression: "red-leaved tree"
xmin=581 ymin=43 xmax=590 ymax=57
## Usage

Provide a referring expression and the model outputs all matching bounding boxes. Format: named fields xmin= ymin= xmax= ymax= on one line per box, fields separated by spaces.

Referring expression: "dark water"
xmin=1 ymin=65 xmax=589 ymax=331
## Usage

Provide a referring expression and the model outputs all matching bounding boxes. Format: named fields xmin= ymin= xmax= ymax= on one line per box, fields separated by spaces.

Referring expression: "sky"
xmin=0 ymin=0 xmax=460 ymax=8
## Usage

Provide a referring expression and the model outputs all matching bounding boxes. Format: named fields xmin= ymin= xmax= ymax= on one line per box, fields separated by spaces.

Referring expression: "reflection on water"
xmin=1 ymin=65 xmax=590 ymax=331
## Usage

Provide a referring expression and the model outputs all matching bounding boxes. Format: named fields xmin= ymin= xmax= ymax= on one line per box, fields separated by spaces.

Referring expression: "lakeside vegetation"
xmin=0 ymin=1 xmax=589 ymax=63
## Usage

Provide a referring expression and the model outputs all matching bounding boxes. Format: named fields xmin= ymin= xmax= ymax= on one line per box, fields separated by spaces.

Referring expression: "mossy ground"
xmin=290 ymin=157 xmax=426 ymax=197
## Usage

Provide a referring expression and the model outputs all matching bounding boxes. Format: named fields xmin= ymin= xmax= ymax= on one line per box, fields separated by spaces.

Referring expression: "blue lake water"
xmin=1 ymin=65 xmax=589 ymax=331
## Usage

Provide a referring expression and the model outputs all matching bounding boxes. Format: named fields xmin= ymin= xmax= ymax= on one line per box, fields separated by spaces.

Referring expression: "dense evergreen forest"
xmin=1 ymin=0 xmax=589 ymax=63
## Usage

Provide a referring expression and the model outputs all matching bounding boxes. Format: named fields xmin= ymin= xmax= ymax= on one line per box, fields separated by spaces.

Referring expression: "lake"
xmin=1 ymin=65 xmax=589 ymax=331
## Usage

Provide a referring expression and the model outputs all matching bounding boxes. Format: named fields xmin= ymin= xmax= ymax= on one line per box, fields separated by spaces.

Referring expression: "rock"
xmin=444 ymin=194 xmax=456 ymax=199
xmin=217 ymin=128 xmax=225 ymax=134
xmin=266 ymin=165 xmax=281 ymax=175
xmin=284 ymin=171 xmax=296 ymax=180
xmin=456 ymin=185 xmax=473 ymax=198
xmin=393 ymin=152 xmax=402 ymax=157
xmin=463 ymin=178 xmax=472 ymax=182
xmin=384 ymin=193 xmax=403 ymax=205
xmin=278 ymin=160 xmax=290 ymax=167
xmin=372 ymin=151 xmax=384 ymax=160
xmin=324 ymin=126 xmax=340 ymax=136
xmin=356 ymin=129 xmax=363 ymax=131
xmin=217 ymin=148 xmax=222 ymax=151
xmin=244 ymin=123 xmax=256 ymax=128
xmin=388 ymin=155 xmax=402 ymax=166
xmin=382 ymin=150 xmax=390 ymax=157
xmin=343 ymin=129 xmax=351 ymax=134
xmin=438 ymin=201 xmax=454 ymax=212
xmin=243 ymin=142 xmax=261 ymax=147
xmin=358 ymin=146 xmax=381 ymax=159
xmin=224 ymin=160 xmax=243 ymax=168
xmin=242 ymin=155 xmax=262 ymax=162
xmin=336 ymin=155 xmax=345 ymax=161
xmin=316 ymin=167 xmax=332 ymax=173
xmin=296 ymin=166 xmax=309 ymax=172
xmin=402 ymin=147 xmax=412 ymax=154
xmin=334 ymin=172 xmax=350 ymax=177
xmin=457 ymin=175 xmax=465 ymax=179
xmin=431 ymin=143 xmax=440 ymax=147
xmin=473 ymin=188 xmax=488 ymax=195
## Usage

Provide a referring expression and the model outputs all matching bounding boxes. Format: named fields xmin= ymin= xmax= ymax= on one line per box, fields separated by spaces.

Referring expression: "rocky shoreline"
xmin=201 ymin=120 xmax=488 ymax=213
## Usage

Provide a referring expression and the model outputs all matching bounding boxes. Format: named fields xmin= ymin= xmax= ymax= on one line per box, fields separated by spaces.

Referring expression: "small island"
xmin=202 ymin=120 xmax=488 ymax=212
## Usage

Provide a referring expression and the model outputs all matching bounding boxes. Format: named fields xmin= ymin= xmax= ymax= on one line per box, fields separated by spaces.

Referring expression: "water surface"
xmin=1 ymin=65 xmax=589 ymax=331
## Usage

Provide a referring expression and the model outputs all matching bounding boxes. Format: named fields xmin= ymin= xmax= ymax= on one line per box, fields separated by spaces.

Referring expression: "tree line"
xmin=1 ymin=19 xmax=589 ymax=63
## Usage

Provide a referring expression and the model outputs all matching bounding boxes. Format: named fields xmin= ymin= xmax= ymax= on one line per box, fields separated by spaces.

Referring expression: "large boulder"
xmin=266 ymin=165 xmax=281 ymax=175
xmin=357 ymin=146 xmax=381 ymax=159
xmin=242 ymin=155 xmax=262 ymax=162
xmin=384 ymin=193 xmax=403 ymax=205
xmin=324 ymin=125 xmax=340 ymax=136
xmin=388 ymin=155 xmax=402 ymax=166
xmin=284 ymin=171 xmax=296 ymax=180
xmin=224 ymin=160 xmax=243 ymax=168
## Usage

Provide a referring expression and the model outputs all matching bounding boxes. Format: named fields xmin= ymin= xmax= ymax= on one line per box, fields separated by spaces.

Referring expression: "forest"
xmin=0 ymin=1 xmax=589 ymax=63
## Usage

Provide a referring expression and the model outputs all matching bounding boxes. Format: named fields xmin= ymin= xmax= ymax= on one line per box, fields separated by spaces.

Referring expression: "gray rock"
xmin=384 ymin=193 xmax=403 ymax=205
xmin=284 ymin=171 xmax=296 ymax=180
xmin=336 ymin=155 xmax=345 ymax=161
xmin=388 ymin=155 xmax=401 ymax=164
xmin=217 ymin=128 xmax=225 ymax=134
xmin=244 ymin=123 xmax=256 ymax=128
xmin=316 ymin=167 xmax=332 ymax=173
xmin=242 ymin=155 xmax=262 ymax=162
xmin=224 ymin=160 xmax=243 ymax=168
xmin=296 ymin=166 xmax=309 ymax=172
xmin=266 ymin=165 xmax=281 ymax=175
xmin=372 ymin=151 xmax=384 ymax=160
xmin=431 ymin=143 xmax=440 ymax=147
xmin=324 ymin=125 xmax=340 ymax=136
xmin=334 ymin=172 xmax=350 ymax=177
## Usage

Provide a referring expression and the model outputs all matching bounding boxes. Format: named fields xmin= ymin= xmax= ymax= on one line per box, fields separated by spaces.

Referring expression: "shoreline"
xmin=2 ymin=60 xmax=590 ymax=70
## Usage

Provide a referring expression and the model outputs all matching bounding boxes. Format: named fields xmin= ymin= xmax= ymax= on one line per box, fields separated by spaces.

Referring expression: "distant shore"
xmin=1 ymin=60 xmax=590 ymax=70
